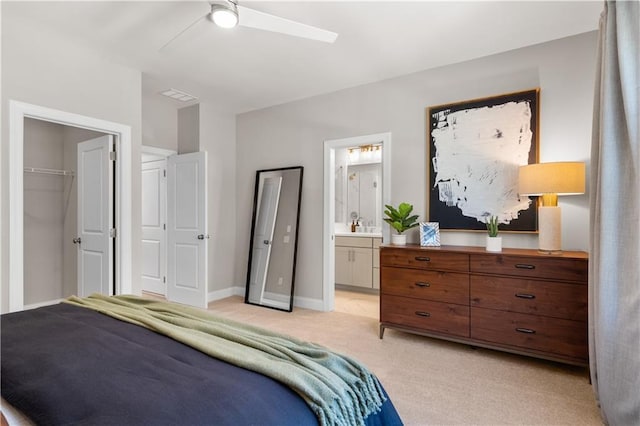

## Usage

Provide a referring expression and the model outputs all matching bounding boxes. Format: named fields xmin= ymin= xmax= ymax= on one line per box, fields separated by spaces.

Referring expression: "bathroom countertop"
xmin=335 ymin=232 xmax=382 ymax=238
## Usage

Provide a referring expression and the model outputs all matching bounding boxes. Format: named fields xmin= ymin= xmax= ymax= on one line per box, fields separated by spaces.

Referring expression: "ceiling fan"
xmin=161 ymin=1 xmax=338 ymax=50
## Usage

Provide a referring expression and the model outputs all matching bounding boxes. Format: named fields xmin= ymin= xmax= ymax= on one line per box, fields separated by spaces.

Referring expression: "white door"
xmin=247 ymin=176 xmax=282 ymax=303
xmin=167 ymin=152 xmax=208 ymax=308
xmin=77 ymin=135 xmax=113 ymax=297
xmin=141 ymin=159 xmax=167 ymax=295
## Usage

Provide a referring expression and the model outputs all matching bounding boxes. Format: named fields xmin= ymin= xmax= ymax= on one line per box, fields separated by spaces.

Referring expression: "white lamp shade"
xmin=518 ymin=162 xmax=585 ymax=196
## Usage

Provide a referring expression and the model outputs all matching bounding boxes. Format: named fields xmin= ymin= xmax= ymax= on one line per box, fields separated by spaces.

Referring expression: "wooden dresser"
xmin=379 ymin=244 xmax=588 ymax=366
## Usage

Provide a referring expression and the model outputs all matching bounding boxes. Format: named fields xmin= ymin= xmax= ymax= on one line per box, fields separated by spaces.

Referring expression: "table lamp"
xmin=518 ymin=162 xmax=585 ymax=253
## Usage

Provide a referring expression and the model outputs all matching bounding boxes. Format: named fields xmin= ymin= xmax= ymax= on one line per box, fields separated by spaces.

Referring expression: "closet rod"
xmin=23 ymin=167 xmax=75 ymax=177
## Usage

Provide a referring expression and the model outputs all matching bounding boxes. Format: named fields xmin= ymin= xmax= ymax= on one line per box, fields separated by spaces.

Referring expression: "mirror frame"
xmin=244 ymin=166 xmax=303 ymax=312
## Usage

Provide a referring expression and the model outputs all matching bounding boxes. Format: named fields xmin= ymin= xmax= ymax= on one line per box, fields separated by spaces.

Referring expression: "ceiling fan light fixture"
xmin=210 ymin=2 xmax=239 ymax=29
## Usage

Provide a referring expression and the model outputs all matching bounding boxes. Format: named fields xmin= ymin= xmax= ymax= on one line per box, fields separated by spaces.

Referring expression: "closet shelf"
xmin=24 ymin=167 xmax=75 ymax=177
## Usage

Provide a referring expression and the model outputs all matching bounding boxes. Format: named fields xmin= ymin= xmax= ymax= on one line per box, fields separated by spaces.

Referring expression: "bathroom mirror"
xmin=245 ymin=166 xmax=303 ymax=312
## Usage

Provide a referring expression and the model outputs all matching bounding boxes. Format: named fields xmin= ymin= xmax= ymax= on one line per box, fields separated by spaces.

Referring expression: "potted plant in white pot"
xmin=485 ymin=215 xmax=502 ymax=252
xmin=383 ymin=203 xmax=419 ymax=245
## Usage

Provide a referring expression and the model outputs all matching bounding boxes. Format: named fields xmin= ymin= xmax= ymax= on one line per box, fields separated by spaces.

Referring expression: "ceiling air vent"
xmin=160 ymin=88 xmax=197 ymax=102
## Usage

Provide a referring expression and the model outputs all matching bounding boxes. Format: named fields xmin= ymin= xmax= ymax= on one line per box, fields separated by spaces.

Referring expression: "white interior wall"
xmin=199 ymin=103 xmax=237 ymax=298
xmin=178 ymin=105 xmax=200 ymax=154
xmin=142 ymin=91 xmax=178 ymax=152
xmin=1 ymin=6 xmax=142 ymax=312
xmin=236 ymin=32 xmax=597 ymax=304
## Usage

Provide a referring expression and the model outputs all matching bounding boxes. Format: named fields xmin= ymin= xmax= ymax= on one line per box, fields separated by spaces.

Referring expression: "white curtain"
xmin=589 ymin=1 xmax=640 ymax=424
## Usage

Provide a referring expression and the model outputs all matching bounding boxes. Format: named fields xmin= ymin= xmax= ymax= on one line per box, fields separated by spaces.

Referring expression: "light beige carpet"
xmin=207 ymin=290 xmax=602 ymax=426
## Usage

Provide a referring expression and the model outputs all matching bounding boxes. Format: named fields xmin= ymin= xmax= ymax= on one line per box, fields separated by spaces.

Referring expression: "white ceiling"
xmin=3 ymin=1 xmax=603 ymax=113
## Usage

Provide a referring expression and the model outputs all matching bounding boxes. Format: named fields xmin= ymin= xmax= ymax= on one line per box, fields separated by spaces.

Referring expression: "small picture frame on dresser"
xmin=420 ymin=222 xmax=441 ymax=246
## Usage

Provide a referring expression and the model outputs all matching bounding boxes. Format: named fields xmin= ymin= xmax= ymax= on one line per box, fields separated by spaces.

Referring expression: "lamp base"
xmin=538 ymin=206 xmax=561 ymax=253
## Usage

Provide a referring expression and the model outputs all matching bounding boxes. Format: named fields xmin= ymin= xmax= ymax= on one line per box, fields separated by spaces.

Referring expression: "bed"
xmin=1 ymin=295 xmax=402 ymax=426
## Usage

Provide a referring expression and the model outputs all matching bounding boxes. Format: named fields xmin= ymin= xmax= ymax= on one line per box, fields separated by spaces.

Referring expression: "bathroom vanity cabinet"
xmin=335 ymin=235 xmax=382 ymax=289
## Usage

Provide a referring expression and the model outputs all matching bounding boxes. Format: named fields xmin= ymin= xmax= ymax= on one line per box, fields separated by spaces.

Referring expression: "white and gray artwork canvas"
xmin=431 ymin=100 xmax=533 ymax=225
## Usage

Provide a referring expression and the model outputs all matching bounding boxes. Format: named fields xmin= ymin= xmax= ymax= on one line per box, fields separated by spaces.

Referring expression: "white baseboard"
xmin=207 ymin=286 xmax=245 ymax=302
xmin=23 ymin=298 xmax=65 ymax=311
xmin=293 ymin=295 xmax=324 ymax=311
xmin=207 ymin=286 xmax=324 ymax=311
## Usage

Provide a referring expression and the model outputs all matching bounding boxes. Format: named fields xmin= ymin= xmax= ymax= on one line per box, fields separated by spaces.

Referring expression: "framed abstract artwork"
xmin=419 ymin=222 xmax=441 ymax=247
xmin=427 ymin=89 xmax=539 ymax=232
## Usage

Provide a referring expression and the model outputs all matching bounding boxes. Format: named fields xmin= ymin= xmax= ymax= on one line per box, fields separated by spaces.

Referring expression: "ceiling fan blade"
xmin=237 ymin=5 xmax=338 ymax=43
xmin=159 ymin=13 xmax=208 ymax=52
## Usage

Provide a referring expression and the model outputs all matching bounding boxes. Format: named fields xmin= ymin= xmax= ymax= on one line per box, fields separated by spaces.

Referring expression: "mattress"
xmin=1 ymin=301 xmax=402 ymax=425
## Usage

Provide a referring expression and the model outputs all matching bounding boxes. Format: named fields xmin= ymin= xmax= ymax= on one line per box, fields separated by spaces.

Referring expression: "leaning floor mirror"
xmin=245 ymin=166 xmax=303 ymax=312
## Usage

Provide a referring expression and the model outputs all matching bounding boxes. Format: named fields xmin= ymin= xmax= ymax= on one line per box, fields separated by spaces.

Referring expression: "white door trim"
xmin=8 ymin=100 xmax=133 ymax=312
xmin=322 ymin=132 xmax=391 ymax=312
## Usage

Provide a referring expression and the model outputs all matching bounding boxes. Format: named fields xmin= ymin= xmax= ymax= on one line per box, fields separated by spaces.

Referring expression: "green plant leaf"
xmin=383 ymin=202 xmax=419 ymax=234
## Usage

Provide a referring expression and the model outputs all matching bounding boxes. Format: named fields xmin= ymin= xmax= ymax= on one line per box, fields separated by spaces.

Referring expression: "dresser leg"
xmin=379 ymin=324 xmax=385 ymax=339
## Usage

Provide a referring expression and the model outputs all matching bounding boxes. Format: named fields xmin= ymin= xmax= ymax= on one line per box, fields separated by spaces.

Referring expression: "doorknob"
xmin=73 ymin=237 xmax=81 ymax=244
xmin=197 ymin=234 xmax=210 ymax=240
xmin=263 ymin=240 xmax=271 ymax=245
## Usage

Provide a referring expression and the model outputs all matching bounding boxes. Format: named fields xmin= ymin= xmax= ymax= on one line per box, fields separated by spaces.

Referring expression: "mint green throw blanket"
xmin=64 ymin=294 xmax=385 ymax=426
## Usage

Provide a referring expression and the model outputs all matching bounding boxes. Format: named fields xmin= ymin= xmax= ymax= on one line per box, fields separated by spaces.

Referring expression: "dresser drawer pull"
xmin=515 ymin=327 xmax=536 ymax=334
xmin=415 ymin=311 xmax=431 ymax=318
xmin=415 ymin=282 xmax=431 ymax=288
xmin=515 ymin=293 xmax=536 ymax=299
xmin=515 ymin=263 xmax=536 ymax=270
xmin=414 ymin=256 xmax=431 ymax=262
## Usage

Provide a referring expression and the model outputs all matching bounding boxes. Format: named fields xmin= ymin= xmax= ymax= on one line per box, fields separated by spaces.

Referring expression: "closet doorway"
xmin=322 ymin=132 xmax=391 ymax=312
xmin=22 ymin=119 xmax=113 ymax=307
xmin=8 ymin=101 xmax=133 ymax=313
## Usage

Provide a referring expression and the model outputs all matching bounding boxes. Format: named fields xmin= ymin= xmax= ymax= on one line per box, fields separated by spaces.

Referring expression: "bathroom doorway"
xmin=322 ymin=132 xmax=391 ymax=312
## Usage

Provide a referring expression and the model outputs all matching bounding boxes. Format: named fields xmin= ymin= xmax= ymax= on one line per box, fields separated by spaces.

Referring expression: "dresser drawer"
xmin=470 ymin=254 xmax=587 ymax=282
xmin=381 ymin=248 xmax=469 ymax=272
xmin=471 ymin=276 xmax=587 ymax=321
xmin=381 ymin=268 xmax=469 ymax=305
xmin=471 ymin=308 xmax=587 ymax=360
xmin=381 ymin=295 xmax=469 ymax=337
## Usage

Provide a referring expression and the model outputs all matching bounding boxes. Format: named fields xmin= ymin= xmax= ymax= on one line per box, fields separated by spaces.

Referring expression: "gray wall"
xmin=178 ymin=104 xmax=200 ymax=154
xmin=1 ymin=4 xmax=142 ymax=312
xmin=199 ymin=103 xmax=237 ymax=296
xmin=236 ymin=32 xmax=597 ymax=303
xmin=142 ymin=91 xmax=178 ymax=151
xmin=23 ymin=119 xmax=65 ymax=305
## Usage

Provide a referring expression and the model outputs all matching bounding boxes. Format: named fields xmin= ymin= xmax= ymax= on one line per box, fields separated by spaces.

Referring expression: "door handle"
xmin=263 ymin=240 xmax=271 ymax=245
xmin=197 ymin=234 xmax=210 ymax=240
xmin=73 ymin=237 xmax=81 ymax=244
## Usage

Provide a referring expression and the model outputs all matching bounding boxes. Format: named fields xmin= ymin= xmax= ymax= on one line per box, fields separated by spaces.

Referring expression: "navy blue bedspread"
xmin=1 ymin=303 xmax=402 ymax=426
